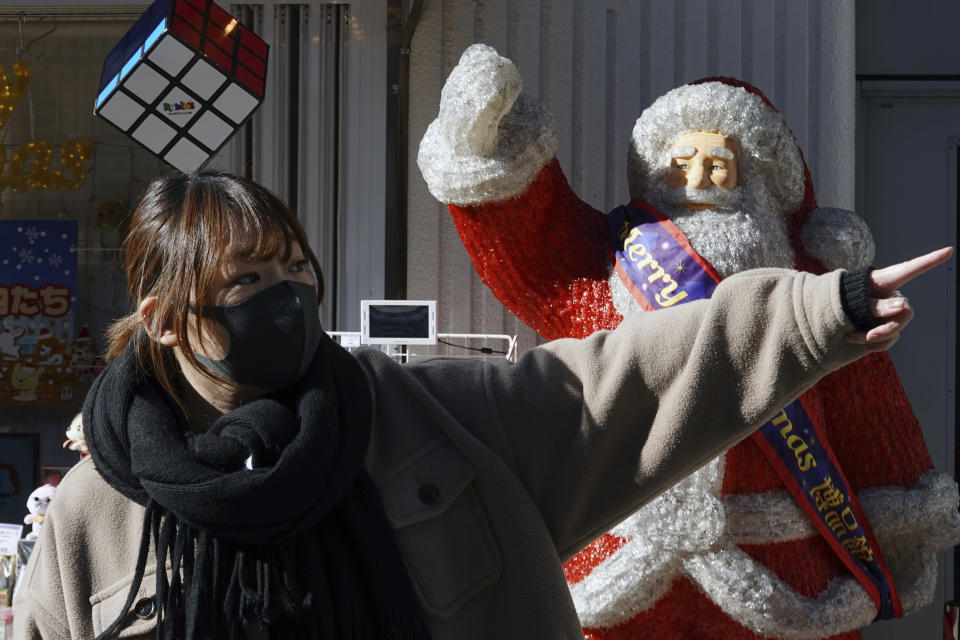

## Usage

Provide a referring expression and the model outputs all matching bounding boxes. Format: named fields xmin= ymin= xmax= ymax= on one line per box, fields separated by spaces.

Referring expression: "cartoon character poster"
xmin=0 ymin=221 xmax=82 ymax=404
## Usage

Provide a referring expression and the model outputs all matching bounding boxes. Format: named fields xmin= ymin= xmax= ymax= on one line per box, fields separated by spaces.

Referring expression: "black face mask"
xmin=194 ymin=280 xmax=322 ymax=389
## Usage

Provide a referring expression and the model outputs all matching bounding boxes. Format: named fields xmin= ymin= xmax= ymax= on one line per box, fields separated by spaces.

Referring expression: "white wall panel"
xmin=237 ymin=1 xmax=386 ymax=332
xmin=407 ymin=0 xmax=856 ymax=351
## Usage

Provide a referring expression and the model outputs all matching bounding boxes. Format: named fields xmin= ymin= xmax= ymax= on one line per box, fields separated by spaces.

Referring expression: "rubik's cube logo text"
xmin=162 ymin=100 xmax=196 ymax=114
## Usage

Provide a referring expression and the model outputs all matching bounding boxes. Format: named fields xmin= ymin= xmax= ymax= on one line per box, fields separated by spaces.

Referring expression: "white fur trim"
xmin=683 ymin=550 xmax=877 ymax=639
xmin=571 ymin=456 xmax=960 ymax=636
xmin=417 ymin=44 xmax=558 ymax=205
xmin=802 ymin=207 xmax=876 ymax=271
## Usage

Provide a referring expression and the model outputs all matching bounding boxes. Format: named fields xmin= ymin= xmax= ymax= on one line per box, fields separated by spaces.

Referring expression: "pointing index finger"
xmin=868 ymin=247 xmax=954 ymax=296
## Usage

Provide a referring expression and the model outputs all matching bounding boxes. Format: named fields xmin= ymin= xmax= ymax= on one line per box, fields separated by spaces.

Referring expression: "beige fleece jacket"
xmin=13 ymin=268 xmax=865 ymax=639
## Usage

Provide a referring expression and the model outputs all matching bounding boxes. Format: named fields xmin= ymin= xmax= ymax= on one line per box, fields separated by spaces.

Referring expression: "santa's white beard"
xmin=609 ymin=184 xmax=796 ymax=317
xmin=654 ymin=184 xmax=796 ymax=278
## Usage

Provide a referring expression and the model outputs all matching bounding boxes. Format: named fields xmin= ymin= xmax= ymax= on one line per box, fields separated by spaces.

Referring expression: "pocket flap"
xmin=376 ymin=437 xmax=476 ymax=528
xmin=90 ymin=565 xmax=159 ymax=638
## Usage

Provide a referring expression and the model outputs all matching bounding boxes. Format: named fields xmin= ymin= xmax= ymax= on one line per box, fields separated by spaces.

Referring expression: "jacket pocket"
xmin=377 ymin=437 xmax=503 ymax=618
xmin=90 ymin=566 xmax=159 ymax=639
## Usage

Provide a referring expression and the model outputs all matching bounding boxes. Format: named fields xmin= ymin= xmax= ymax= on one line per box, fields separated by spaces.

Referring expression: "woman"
xmin=12 ymin=171 xmax=948 ymax=639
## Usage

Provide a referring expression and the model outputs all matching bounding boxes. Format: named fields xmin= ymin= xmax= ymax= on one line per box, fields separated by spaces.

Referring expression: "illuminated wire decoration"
xmin=93 ymin=0 xmax=269 ymax=173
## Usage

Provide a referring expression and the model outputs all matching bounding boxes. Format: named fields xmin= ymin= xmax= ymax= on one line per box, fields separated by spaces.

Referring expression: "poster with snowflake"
xmin=0 ymin=221 xmax=80 ymax=404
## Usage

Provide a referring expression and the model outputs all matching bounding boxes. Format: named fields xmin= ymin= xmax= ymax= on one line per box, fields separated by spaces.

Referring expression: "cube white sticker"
xmin=123 ymin=63 xmax=169 ymax=104
xmin=132 ymin=114 xmax=176 ymax=153
xmin=164 ymin=138 xmax=209 ymax=173
xmin=213 ymin=83 xmax=259 ymax=124
xmin=181 ymin=58 xmax=226 ymax=101
xmin=99 ymin=91 xmax=145 ymax=132
xmin=157 ymin=87 xmax=202 ymax=125
xmin=147 ymin=34 xmax=194 ymax=76
xmin=189 ymin=111 xmax=234 ymax=151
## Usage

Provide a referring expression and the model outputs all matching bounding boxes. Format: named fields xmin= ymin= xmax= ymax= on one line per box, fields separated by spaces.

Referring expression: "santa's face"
xmin=665 ymin=131 xmax=738 ymax=209
xmin=646 ymin=130 xmax=795 ymax=278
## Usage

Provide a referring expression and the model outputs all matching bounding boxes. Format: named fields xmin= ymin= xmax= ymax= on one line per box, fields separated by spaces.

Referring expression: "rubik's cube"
xmin=94 ymin=0 xmax=268 ymax=173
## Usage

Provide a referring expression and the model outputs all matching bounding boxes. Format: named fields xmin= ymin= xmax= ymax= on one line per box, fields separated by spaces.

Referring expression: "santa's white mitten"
xmin=801 ymin=207 xmax=876 ymax=271
xmin=418 ymin=43 xmax=558 ymax=205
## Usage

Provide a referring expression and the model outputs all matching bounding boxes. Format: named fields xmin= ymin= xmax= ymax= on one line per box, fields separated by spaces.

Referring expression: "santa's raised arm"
xmin=417 ymin=44 xmax=873 ymax=339
xmin=418 ymin=44 xmax=618 ymax=339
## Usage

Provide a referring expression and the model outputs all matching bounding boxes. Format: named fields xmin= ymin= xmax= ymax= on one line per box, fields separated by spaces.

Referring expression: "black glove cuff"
xmin=840 ymin=267 xmax=879 ymax=331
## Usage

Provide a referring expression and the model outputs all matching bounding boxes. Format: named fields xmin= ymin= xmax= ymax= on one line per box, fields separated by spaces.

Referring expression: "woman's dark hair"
xmin=107 ymin=171 xmax=323 ymax=407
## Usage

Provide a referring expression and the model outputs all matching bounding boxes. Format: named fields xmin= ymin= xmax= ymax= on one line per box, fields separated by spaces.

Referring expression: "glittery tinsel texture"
xmin=418 ymin=45 xmax=960 ymax=640
xmin=802 ymin=207 xmax=876 ymax=271
xmin=417 ymin=43 xmax=558 ymax=205
xmin=449 ymin=159 xmax=621 ymax=341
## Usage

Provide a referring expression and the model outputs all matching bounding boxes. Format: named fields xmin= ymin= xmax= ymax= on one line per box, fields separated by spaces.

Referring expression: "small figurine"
xmin=23 ymin=484 xmax=57 ymax=541
xmin=63 ymin=412 xmax=89 ymax=457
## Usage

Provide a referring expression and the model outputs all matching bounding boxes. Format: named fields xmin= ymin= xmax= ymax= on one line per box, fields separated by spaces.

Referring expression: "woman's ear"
xmin=138 ymin=297 xmax=179 ymax=347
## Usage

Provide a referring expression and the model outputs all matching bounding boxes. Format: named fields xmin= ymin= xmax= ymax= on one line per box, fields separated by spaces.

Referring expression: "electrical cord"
xmin=437 ymin=338 xmax=507 ymax=356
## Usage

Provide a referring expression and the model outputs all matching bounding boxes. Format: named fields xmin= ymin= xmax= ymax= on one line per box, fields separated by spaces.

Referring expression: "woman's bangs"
xmin=219 ymin=202 xmax=297 ymax=266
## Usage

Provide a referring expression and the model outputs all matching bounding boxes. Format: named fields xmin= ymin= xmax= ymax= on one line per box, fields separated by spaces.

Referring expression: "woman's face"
xmin=190 ymin=241 xmax=316 ymax=360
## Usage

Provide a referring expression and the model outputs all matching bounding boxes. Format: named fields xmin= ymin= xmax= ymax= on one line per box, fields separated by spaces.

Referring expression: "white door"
xmin=858 ymin=88 xmax=960 ymax=639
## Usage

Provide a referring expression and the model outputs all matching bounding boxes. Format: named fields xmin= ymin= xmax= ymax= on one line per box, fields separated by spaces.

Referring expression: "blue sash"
xmin=609 ymin=201 xmax=902 ymax=619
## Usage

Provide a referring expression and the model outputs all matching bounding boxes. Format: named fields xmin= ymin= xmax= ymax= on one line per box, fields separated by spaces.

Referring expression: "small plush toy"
xmin=23 ymin=484 xmax=57 ymax=541
xmin=63 ymin=412 xmax=89 ymax=457
xmin=418 ymin=44 xmax=960 ymax=640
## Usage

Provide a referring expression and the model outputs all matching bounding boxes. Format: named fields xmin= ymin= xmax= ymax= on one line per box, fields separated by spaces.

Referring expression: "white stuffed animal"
xmin=23 ymin=484 xmax=57 ymax=541
xmin=62 ymin=412 xmax=88 ymax=456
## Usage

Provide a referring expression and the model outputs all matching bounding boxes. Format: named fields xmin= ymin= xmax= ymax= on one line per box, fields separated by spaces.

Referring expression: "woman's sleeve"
xmin=12 ymin=510 xmax=73 ymax=640
xmin=475 ymin=267 xmax=865 ymax=558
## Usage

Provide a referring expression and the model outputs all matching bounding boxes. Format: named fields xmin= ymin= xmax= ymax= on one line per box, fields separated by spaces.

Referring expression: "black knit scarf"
xmin=84 ymin=333 xmax=431 ymax=639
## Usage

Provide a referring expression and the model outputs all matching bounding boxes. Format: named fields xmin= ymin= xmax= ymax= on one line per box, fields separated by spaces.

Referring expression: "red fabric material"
xmin=564 ymin=534 xmax=628 ymax=585
xmin=738 ymin=538 xmax=850 ymax=598
xmin=448 ymin=158 xmax=621 ymax=341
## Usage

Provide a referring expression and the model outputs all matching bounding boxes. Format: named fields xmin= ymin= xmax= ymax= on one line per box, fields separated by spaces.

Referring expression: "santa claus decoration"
xmin=418 ymin=44 xmax=960 ymax=639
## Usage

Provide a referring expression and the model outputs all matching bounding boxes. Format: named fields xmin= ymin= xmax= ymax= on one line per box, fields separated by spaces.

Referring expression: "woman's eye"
xmin=289 ymin=259 xmax=309 ymax=273
xmin=676 ymin=163 xmax=689 ymax=170
xmin=233 ymin=272 xmax=260 ymax=285
xmin=710 ymin=165 xmax=725 ymax=172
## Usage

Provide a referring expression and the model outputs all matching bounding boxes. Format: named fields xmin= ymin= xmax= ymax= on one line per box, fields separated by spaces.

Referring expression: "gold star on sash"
xmin=674 ymin=262 xmax=686 ymax=273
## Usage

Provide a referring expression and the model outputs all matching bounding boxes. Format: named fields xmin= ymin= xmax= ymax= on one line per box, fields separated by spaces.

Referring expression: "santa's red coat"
xmin=447 ymin=151 xmax=931 ymax=639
